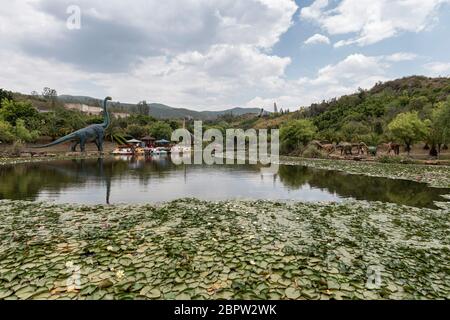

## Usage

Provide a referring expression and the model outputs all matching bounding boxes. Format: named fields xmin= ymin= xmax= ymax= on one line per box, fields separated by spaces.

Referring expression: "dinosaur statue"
xmin=367 ymin=146 xmax=378 ymax=156
xmin=353 ymin=142 xmax=369 ymax=155
xmin=383 ymin=142 xmax=400 ymax=155
xmin=311 ymin=140 xmax=336 ymax=154
xmin=35 ymin=97 xmax=112 ymax=152
xmin=336 ymin=142 xmax=353 ymax=155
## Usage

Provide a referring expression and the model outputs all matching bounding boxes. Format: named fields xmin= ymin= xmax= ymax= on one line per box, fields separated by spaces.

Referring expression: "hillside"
xmin=228 ymin=76 xmax=450 ymax=140
xmin=304 ymin=76 xmax=450 ymax=132
xmin=57 ymin=95 xmax=262 ymax=120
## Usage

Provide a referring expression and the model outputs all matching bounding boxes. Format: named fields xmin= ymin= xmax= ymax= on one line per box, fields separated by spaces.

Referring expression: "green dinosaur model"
xmin=35 ymin=97 xmax=112 ymax=152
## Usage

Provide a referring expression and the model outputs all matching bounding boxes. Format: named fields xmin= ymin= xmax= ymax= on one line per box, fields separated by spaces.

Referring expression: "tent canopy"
xmin=155 ymin=139 xmax=170 ymax=144
xmin=126 ymin=139 xmax=142 ymax=144
xmin=141 ymin=136 xmax=156 ymax=141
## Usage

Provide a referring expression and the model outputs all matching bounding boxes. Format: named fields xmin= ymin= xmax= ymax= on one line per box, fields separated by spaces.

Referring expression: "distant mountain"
xmin=57 ymin=95 xmax=263 ymax=120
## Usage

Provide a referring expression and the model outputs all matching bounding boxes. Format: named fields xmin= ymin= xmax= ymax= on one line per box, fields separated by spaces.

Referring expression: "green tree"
xmin=280 ymin=119 xmax=317 ymax=153
xmin=0 ymin=89 xmax=13 ymax=108
xmin=0 ymin=119 xmax=15 ymax=143
xmin=40 ymin=107 xmax=86 ymax=138
xmin=388 ymin=112 xmax=429 ymax=154
xmin=149 ymin=122 xmax=173 ymax=140
xmin=426 ymin=98 xmax=450 ymax=156
xmin=126 ymin=124 xmax=149 ymax=139
xmin=0 ymin=99 xmax=39 ymax=126
xmin=42 ymin=87 xmax=58 ymax=107
xmin=339 ymin=121 xmax=370 ymax=142
xmin=137 ymin=100 xmax=149 ymax=115
xmin=14 ymin=119 xmax=39 ymax=142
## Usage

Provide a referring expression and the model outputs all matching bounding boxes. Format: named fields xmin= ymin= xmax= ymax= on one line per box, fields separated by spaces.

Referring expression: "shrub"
xmin=280 ymin=119 xmax=317 ymax=153
xmin=9 ymin=140 xmax=25 ymax=156
xmin=15 ymin=119 xmax=39 ymax=142
xmin=302 ymin=144 xmax=328 ymax=159
xmin=377 ymin=155 xmax=413 ymax=164
xmin=0 ymin=119 xmax=15 ymax=143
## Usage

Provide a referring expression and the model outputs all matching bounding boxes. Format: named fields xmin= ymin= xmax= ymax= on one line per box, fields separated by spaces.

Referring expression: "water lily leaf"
xmin=285 ymin=288 xmax=300 ymax=299
xmin=146 ymin=289 xmax=161 ymax=299
xmin=0 ymin=289 xmax=13 ymax=299
xmin=97 ymin=279 xmax=113 ymax=289
xmin=80 ymin=285 xmax=97 ymax=296
xmin=175 ymin=292 xmax=191 ymax=300
xmin=15 ymin=286 xmax=36 ymax=300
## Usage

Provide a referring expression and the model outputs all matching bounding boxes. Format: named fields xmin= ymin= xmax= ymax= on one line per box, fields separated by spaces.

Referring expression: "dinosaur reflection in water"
xmin=0 ymin=157 xmax=448 ymax=208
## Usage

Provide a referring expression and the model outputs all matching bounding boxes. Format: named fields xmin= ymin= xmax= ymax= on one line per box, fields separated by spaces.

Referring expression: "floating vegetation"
xmin=0 ymin=199 xmax=448 ymax=300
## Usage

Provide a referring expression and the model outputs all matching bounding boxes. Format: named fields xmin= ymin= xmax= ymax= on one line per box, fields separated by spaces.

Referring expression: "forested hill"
xmin=57 ymin=95 xmax=262 ymax=120
xmin=302 ymin=76 xmax=450 ymax=134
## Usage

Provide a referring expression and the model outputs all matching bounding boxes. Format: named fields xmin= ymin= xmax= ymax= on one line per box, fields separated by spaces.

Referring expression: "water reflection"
xmin=0 ymin=156 xmax=447 ymax=208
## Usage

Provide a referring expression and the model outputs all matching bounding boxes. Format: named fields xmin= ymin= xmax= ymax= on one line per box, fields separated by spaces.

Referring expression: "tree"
xmin=0 ymin=89 xmax=13 ymax=108
xmin=0 ymin=99 xmax=39 ymax=125
xmin=14 ymin=119 xmax=39 ymax=142
xmin=149 ymin=122 xmax=173 ymax=140
xmin=40 ymin=107 xmax=86 ymax=139
xmin=0 ymin=119 xmax=14 ymax=143
xmin=388 ymin=112 xmax=429 ymax=155
xmin=339 ymin=121 xmax=370 ymax=142
xmin=126 ymin=124 xmax=148 ymax=139
xmin=137 ymin=100 xmax=150 ymax=116
xmin=426 ymin=98 xmax=450 ymax=156
xmin=42 ymin=87 xmax=58 ymax=106
xmin=42 ymin=87 xmax=57 ymax=99
xmin=280 ymin=119 xmax=317 ymax=153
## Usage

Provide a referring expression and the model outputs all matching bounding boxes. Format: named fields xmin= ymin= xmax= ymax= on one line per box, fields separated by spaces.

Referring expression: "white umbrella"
xmin=126 ymin=139 xmax=142 ymax=144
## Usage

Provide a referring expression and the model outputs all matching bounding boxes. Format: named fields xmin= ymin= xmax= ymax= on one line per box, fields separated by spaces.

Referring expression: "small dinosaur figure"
xmin=311 ymin=140 xmax=335 ymax=154
xmin=35 ymin=97 xmax=112 ymax=152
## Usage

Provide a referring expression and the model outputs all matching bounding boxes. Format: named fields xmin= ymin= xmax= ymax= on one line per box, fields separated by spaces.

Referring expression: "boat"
xmin=151 ymin=147 xmax=168 ymax=155
xmin=171 ymin=145 xmax=192 ymax=153
xmin=112 ymin=145 xmax=134 ymax=155
xmin=112 ymin=145 xmax=146 ymax=155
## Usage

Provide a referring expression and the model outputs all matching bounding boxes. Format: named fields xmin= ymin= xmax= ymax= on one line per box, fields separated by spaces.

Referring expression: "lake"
xmin=0 ymin=156 xmax=448 ymax=208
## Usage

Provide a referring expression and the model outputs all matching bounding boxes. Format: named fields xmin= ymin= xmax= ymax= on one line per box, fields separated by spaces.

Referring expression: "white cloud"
xmin=385 ymin=52 xmax=418 ymax=62
xmin=246 ymin=53 xmax=392 ymax=110
xmin=423 ymin=62 xmax=450 ymax=76
xmin=0 ymin=0 xmax=298 ymax=110
xmin=304 ymin=33 xmax=330 ymax=45
xmin=0 ymin=44 xmax=291 ymax=110
xmin=301 ymin=0 xmax=449 ymax=47
xmin=0 ymin=1 xmax=446 ymax=112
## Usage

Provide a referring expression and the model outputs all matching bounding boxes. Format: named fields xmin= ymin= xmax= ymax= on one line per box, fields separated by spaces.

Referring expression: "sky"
xmin=0 ymin=0 xmax=449 ymax=111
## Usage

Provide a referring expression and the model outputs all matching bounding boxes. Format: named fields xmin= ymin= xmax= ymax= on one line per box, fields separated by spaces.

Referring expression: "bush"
xmin=149 ymin=122 xmax=173 ymax=140
xmin=280 ymin=119 xmax=317 ymax=153
xmin=0 ymin=119 xmax=15 ymax=143
xmin=126 ymin=124 xmax=149 ymax=139
xmin=377 ymin=155 xmax=413 ymax=164
xmin=9 ymin=140 xmax=25 ymax=156
xmin=302 ymin=144 xmax=328 ymax=159
xmin=0 ymin=99 xmax=38 ymax=125
xmin=15 ymin=119 xmax=39 ymax=142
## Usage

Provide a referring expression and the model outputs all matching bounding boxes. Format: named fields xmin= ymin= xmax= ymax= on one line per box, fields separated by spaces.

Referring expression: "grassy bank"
xmin=0 ymin=153 xmax=111 ymax=167
xmin=0 ymin=199 xmax=448 ymax=300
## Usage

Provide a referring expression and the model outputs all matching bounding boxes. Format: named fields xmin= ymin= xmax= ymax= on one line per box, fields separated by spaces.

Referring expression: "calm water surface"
xmin=0 ymin=156 xmax=448 ymax=208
